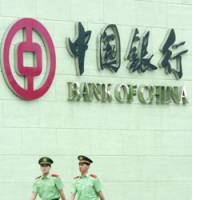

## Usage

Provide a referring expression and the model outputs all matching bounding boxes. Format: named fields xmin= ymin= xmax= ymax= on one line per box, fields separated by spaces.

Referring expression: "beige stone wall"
xmin=0 ymin=0 xmax=191 ymax=200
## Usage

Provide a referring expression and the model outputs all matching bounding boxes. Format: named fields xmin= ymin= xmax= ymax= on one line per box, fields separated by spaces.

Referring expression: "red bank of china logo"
xmin=1 ymin=18 xmax=56 ymax=100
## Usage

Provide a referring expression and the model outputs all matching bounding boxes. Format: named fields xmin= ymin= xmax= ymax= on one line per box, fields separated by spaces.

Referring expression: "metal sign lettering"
xmin=98 ymin=24 xmax=121 ymax=72
xmin=0 ymin=18 xmax=189 ymax=103
xmin=66 ymin=23 xmax=188 ymax=80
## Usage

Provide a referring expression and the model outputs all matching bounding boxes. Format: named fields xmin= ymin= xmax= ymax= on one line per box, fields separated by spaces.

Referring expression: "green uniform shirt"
xmin=32 ymin=174 xmax=64 ymax=200
xmin=71 ymin=174 xmax=102 ymax=200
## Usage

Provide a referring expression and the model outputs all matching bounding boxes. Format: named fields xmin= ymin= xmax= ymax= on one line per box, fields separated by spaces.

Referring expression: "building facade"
xmin=0 ymin=0 xmax=191 ymax=200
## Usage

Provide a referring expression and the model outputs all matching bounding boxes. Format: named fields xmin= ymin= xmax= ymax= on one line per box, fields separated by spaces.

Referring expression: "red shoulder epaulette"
xmin=35 ymin=175 xmax=41 ymax=179
xmin=90 ymin=174 xmax=97 ymax=178
xmin=51 ymin=173 xmax=60 ymax=177
xmin=73 ymin=176 xmax=80 ymax=179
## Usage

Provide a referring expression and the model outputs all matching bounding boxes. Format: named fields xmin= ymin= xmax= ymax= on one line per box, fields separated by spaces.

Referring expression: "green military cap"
xmin=38 ymin=157 xmax=54 ymax=166
xmin=78 ymin=155 xmax=93 ymax=165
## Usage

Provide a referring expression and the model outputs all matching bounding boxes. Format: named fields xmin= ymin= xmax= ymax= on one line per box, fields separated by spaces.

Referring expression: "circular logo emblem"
xmin=1 ymin=18 xmax=56 ymax=100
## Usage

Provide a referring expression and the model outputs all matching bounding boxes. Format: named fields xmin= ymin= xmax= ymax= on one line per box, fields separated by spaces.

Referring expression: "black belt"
xmin=52 ymin=199 xmax=59 ymax=200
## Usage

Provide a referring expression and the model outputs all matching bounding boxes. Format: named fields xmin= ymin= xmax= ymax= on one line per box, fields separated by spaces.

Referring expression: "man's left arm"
xmin=54 ymin=176 xmax=66 ymax=200
xmin=93 ymin=177 xmax=105 ymax=200
xmin=59 ymin=189 xmax=66 ymax=200
xmin=98 ymin=191 xmax=105 ymax=200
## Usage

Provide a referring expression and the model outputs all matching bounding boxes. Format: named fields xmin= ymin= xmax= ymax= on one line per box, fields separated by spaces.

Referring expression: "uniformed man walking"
xmin=69 ymin=155 xmax=105 ymax=200
xmin=30 ymin=157 xmax=66 ymax=200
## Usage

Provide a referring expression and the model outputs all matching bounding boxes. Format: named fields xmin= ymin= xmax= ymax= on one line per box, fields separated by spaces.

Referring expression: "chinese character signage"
xmin=0 ymin=18 xmax=190 ymax=105
xmin=66 ymin=22 xmax=188 ymax=80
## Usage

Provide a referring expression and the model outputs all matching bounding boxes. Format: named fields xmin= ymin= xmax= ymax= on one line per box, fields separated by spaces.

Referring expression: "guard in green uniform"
xmin=30 ymin=157 xmax=66 ymax=200
xmin=69 ymin=155 xmax=105 ymax=200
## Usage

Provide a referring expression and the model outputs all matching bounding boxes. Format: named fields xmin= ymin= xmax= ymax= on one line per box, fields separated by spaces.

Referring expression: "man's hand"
xmin=59 ymin=189 xmax=67 ymax=200
xmin=98 ymin=191 xmax=105 ymax=200
xmin=30 ymin=192 xmax=37 ymax=200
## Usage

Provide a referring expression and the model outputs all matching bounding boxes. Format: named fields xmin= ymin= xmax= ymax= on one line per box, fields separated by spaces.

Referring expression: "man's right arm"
xmin=30 ymin=192 xmax=37 ymax=200
xmin=31 ymin=179 xmax=39 ymax=200
xmin=68 ymin=178 xmax=77 ymax=200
